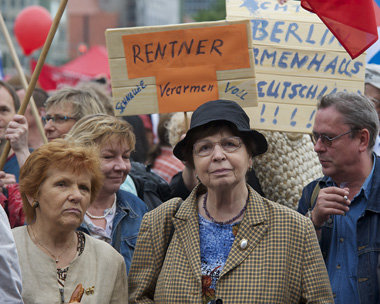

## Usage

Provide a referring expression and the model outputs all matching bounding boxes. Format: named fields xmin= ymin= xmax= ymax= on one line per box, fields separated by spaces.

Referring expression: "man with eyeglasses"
xmin=364 ymin=63 xmax=380 ymax=156
xmin=298 ymin=92 xmax=380 ymax=304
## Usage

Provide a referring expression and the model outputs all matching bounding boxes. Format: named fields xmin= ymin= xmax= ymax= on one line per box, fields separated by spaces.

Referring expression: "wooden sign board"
xmin=227 ymin=0 xmax=366 ymax=133
xmin=106 ymin=20 xmax=258 ymax=116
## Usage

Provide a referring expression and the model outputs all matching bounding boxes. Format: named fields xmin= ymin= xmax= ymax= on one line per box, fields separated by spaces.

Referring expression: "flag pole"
xmin=0 ymin=0 xmax=68 ymax=170
xmin=0 ymin=12 xmax=48 ymax=145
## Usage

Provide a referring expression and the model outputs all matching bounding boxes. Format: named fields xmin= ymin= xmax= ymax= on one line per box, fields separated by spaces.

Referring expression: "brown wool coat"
xmin=128 ymin=185 xmax=333 ymax=304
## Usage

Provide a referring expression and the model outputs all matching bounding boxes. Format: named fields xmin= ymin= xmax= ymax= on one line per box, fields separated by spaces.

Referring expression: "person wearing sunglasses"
xmin=128 ymin=99 xmax=333 ymax=303
xmin=298 ymin=92 xmax=380 ymax=304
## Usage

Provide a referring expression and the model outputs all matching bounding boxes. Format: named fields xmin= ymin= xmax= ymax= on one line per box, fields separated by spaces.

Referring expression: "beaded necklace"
xmin=202 ymin=193 xmax=247 ymax=225
xmin=86 ymin=195 xmax=116 ymax=219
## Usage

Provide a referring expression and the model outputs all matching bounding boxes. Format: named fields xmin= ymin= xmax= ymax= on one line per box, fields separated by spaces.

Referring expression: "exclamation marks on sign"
xmin=306 ymin=110 xmax=316 ymax=129
xmin=273 ymin=106 xmax=279 ymax=125
xmin=290 ymin=108 xmax=298 ymax=127
xmin=260 ymin=104 xmax=266 ymax=123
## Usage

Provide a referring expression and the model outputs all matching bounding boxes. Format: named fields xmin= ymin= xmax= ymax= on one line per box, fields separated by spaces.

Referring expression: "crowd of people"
xmin=0 ymin=59 xmax=379 ymax=303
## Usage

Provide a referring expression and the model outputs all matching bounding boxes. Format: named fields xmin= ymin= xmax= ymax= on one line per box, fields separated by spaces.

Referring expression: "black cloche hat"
xmin=173 ymin=99 xmax=268 ymax=160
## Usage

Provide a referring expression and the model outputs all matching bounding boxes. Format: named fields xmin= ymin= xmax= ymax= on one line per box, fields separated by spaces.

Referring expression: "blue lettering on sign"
xmin=258 ymin=104 xmax=318 ymax=128
xmin=290 ymin=108 xmax=298 ymax=126
xmin=260 ymin=2 xmax=271 ymax=10
xmin=225 ymin=82 xmax=248 ymax=100
xmin=251 ymin=20 xmax=269 ymax=41
xmin=307 ymin=54 xmax=325 ymax=72
xmin=290 ymin=53 xmax=309 ymax=69
xmin=324 ymin=56 xmax=338 ymax=74
xmin=285 ymin=23 xmax=302 ymax=43
xmin=273 ymin=106 xmax=279 ymax=124
xmin=241 ymin=0 xmax=300 ymax=13
xmin=274 ymin=3 xmax=287 ymax=11
xmin=260 ymin=104 xmax=266 ymax=123
xmin=270 ymin=21 xmax=285 ymax=43
xmin=278 ymin=51 xmax=291 ymax=68
xmin=253 ymin=48 xmax=362 ymax=77
xmin=260 ymin=49 xmax=276 ymax=66
xmin=305 ymin=24 xmax=316 ymax=44
xmin=251 ymin=20 xmax=337 ymax=46
xmin=281 ymin=82 xmax=292 ymax=98
xmin=240 ymin=0 xmax=259 ymax=13
xmin=115 ymin=80 xmax=147 ymax=114
xmin=257 ymin=81 xmax=267 ymax=98
xmin=306 ymin=110 xmax=316 ymax=129
xmin=257 ymin=80 xmax=340 ymax=102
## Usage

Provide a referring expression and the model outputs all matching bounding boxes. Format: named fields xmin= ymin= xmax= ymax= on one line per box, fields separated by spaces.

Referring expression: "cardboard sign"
xmin=227 ymin=0 xmax=366 ymax=133
xmin=106 ymin=20 xmax=257 ymax=115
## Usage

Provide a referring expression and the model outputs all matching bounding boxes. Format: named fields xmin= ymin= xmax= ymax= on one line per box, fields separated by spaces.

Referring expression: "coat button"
xmin=240 ymin=239 xmax=248 ymax=249
xmin=215 ymin=299 xmax=223 ymax=304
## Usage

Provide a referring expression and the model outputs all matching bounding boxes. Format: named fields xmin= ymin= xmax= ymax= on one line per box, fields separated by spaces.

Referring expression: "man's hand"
xmin=0 ymin=171 xmax=16 ymax=187
xmin=5 ymin=114 xmax=31 ymax=168
xmin=5 ymin=115 xmax=28 ymax=153
xmin=311 ymin=186 xmax=351 ymax=228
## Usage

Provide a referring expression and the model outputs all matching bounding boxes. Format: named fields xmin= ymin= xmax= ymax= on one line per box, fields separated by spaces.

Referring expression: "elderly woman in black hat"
xmin=128 ymin=100 xmax=333 ymax=304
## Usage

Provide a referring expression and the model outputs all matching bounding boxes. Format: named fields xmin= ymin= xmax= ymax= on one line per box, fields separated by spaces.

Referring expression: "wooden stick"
xmin=0 ymin=0 xmax=68 ymax=170
xmin=183 ymin=112 xmax=189 ymax=132
xmin=0 ymin=12 xmax=48 ymax=145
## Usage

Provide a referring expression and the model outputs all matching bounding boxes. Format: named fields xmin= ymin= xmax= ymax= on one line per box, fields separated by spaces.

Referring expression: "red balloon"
xmin=14 ymin=6 xmax=52 ymax=56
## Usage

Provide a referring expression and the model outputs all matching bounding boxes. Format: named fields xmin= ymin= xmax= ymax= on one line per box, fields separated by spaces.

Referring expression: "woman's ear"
xmin=25 ymin=194 xmax=35 ymax=207
xmin=249 ymin=156 xmax=253 ymax=169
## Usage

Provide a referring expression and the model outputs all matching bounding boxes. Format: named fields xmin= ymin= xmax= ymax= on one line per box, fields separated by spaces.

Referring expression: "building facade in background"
xmin=136 ymin=0 xmax=180 ymax=26
xmin=0 ymin=0 xmax=217 ymax=77
xmin=0 ymin=0 xmax=66 ymax=76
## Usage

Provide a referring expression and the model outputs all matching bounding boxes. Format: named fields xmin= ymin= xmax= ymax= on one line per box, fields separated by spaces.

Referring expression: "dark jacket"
xmin=130 ymin=161 xmax=171 ymax=211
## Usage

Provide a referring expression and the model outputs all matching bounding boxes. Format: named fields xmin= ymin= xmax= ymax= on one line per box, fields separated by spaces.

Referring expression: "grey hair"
xmin=45 ymin=87 xmax=106 ymax=119
xmin=318 ymin=92 xmax=379 ymax=151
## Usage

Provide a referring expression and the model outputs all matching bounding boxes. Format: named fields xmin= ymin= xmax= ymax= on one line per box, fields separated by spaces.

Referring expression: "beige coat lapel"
xmin=173 ymin=190 xmax=202 ymax=284
xmin=221 ymin=188 xmax=268 ymax=277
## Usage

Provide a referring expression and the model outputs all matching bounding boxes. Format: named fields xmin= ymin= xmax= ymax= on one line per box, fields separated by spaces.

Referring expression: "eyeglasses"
xmin=42 ymin=114 xmax=77 ymax=125
xmin=193 ymin=136 xmax=242 ymax=157
xmin=312 ymin=130 xmax=354 ymax=146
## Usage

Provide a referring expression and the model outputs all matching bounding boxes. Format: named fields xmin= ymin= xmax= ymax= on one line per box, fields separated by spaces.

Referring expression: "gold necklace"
xmin=29 ymin=226 xmax=75 ymax=264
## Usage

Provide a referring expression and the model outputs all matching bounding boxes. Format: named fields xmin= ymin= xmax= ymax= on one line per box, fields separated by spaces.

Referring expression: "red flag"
xmin=301 ymin=0 xmax=378 ymax=59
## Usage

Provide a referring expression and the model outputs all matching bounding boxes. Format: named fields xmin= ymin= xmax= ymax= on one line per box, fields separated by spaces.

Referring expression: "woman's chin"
xmin=208 ymin=178 xmax=237 ymax=189
xmin=59 ymin=217 xmax=83 ymax=231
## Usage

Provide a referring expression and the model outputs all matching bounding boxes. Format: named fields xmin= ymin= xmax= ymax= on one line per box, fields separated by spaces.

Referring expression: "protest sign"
xmin=106 ymin=20 xmax=257 ymax=115
xmin=227 ymin=0 xmax=366 ymax=133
